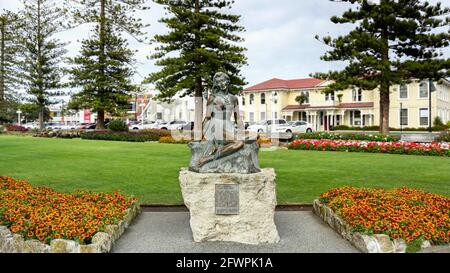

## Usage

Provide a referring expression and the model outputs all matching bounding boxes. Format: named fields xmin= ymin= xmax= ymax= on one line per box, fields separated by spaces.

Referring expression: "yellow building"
xmin=241 ymin=78 xmax=450 ymax=131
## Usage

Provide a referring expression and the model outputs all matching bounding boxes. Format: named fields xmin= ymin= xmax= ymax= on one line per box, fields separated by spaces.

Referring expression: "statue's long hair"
xmin=211 ymin=72 xmax=230 ymax=95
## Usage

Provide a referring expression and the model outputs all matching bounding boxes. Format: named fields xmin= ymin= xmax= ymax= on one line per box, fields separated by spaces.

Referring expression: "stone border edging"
xmin=0 ymin=203 xmax=140 ymax=253
xmin=313 ymin=199 xmax=420 ymax=253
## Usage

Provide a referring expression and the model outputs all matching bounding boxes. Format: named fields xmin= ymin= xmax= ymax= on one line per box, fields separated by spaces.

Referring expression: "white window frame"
xmin=398 ymin=85 xmax=408 ymax=100
xmin=352 ymin=88 xmax=363 ymax=102
xmin=260 ymin=93 xmax=266 ymax=104
xmin=249 ymin=94 xmax=254 ymax=105
xmin=325 ymin=91 xmax=335 ymax=101
xmin=300 ymin=91 xmax=310 ymax=104
xmin=260 ymin=111 xmax=266 ymax=121
xmin=249 ymin=112 xmax=254 ymax=122
xmin=399 ymin=108 xmax=408 ymax=126
xmin=419 ymin=81 xmax=429 ymax=99
xmin=419 ymin=108 xmax=429 ymax=126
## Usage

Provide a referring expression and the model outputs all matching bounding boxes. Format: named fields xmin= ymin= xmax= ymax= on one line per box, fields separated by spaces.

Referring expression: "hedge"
xmin=81 ymin=129 xmax=171 ymax=142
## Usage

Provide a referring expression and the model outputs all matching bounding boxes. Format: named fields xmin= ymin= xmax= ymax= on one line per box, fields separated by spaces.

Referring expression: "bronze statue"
xmin=188 ymin=72 xmax=260 ymax=174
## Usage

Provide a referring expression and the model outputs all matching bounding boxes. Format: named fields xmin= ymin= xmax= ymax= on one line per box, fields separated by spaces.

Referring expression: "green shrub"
xmin=81 ymin=129 xmax=171 ymax=142
xmin=433 ymin=117 xmax=445 ymax=127
xmin=108 ymin=120 xmax=128 ymax=132
xmin=158 ymin=136 xmax=190 ymax=144
xmin=294 ymin=132 xmax=400 ymax=142
xmin=334 ymin=125 xmax=446 ymax=132
xmin=33 ymin=130 xmax=82 ymax=139
xmin=333 ymin=125 xmax=380 ymax=131
xmin=438 ymin=131 xmax=450 ymax=142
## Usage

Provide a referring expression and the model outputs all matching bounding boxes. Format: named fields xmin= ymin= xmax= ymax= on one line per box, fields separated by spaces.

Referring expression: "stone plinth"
xmin=179 ymin=168 xmax=280 ymax=245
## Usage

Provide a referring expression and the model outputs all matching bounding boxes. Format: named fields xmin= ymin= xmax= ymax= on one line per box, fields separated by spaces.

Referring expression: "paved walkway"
xmin=112 ymin=211 xmax=359 ymax=253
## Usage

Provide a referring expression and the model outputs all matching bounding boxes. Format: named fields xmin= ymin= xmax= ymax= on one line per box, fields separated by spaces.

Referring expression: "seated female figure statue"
xmin=194 ymin=72 xmax=245 ymax=168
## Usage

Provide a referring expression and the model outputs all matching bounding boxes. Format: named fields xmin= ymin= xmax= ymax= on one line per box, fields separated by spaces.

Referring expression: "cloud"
xmin=1 ymin=0 xmax=448 ymax=89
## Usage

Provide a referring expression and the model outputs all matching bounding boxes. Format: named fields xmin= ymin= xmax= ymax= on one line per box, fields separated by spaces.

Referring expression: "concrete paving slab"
xmin=112 ymin=211 xmax=359 ymax=253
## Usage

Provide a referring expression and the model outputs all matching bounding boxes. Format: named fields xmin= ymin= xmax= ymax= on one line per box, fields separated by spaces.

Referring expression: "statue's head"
xmin=213 ymin=72 xmax=230 ymax=93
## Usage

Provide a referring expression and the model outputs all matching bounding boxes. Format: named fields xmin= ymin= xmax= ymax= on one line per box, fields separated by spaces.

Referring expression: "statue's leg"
xmin=196 ymin=144 xmax=219 ymax=167
xmin=215 ymin=140 xmax=244 ymax=160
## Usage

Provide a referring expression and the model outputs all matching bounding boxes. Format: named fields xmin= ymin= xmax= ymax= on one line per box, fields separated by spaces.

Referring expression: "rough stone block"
xmin=179 ymin=168 xmax=279 ymax=245
xmin=50 ymin=239 xmax=80 ymax=253
xmin=374 ymin=234 xmax=394 ymax=253
xmin=22 ymin=239 xmax=50 ymax=253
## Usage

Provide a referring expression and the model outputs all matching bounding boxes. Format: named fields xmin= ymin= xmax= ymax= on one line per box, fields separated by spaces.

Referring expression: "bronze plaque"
xmin=215 ymin=184 xmax=239 ymax=215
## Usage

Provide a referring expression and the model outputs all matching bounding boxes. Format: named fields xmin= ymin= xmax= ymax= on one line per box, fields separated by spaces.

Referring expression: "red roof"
xmin=282 ymin=102 xmax=374 ymax=111
xmin=243 ymin=78 xmax=324 ymax=92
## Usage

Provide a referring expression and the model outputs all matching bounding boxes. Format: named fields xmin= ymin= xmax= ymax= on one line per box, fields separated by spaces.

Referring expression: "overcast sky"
xmin=0 ymin=0 xmax=448 ymax=88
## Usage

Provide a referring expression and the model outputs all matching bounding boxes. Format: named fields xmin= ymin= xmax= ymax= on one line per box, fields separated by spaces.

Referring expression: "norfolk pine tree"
xmin=145 ymin=0 xmax=247 ymax=140
xmin=67 ymin=0 xmax=149 ymax=129
xmin=19 ymin=0 xmax=68 ymax=129
xmin=0 ymin=10 xmax=23 ymax=123
xmin=315 ymin=0 xmax=450 ymax=133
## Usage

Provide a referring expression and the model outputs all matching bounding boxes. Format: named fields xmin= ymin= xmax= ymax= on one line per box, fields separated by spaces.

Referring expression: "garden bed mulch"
xmin=0 ymin=176 xmax=140 ymax=253
xmin=313 ymin=187 xmax=450 ymax=253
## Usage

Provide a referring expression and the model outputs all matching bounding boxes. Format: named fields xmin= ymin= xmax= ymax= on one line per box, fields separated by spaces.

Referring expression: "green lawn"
xmin=0 ymin=135 xmax=449 ymax=204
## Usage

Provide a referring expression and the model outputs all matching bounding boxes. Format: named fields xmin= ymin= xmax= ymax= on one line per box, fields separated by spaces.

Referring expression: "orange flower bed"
xmin=320 ymin=187 xmax=450 ymax=245
xmin=0 ymin=176 xmax=137 ymax=245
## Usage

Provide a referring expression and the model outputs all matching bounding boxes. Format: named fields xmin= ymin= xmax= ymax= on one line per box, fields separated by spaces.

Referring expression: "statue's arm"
xmin=202 ymin=95 xmax=214 ymax=129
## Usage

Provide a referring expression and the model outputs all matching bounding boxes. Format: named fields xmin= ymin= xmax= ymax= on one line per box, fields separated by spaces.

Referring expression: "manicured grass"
xmin=0 ymin=135 xmax=449 ymax=204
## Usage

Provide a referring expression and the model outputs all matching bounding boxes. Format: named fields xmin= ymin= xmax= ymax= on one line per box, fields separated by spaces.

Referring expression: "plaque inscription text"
xmin=215 ymin=184 xmax=239 ymax=215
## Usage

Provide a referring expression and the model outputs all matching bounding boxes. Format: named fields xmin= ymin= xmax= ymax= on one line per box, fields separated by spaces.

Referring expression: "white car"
xmin=129 ymin=121 xmax=155 ymax=130
xmin=247 ymin=119 xmax=288 ymax=133
xmin=275 ymin=121 xmax=314 ymax=134
xmin=59 ymin=124 xmax=80 ymax=130
xmin=23 ymin=122 xmax=39 ymax=130
xmin=159 ymin=121 xmax=188 ymax=131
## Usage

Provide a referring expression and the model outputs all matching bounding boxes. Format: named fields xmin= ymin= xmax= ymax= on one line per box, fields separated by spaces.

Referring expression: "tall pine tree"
xmin=0 ymin=10 xmax=22 ymax=123
xmin=68 ymin=22 xmax=137 ymax=124
xmin=20 ymin=0 xmax=67 ymax=129
xmin=145 ymin=0 xmax=247 ymax=140
xmin=315 ymin=0 xmax=449 ymax=133
xmin=68 ymin=0 xmax=149 ymax=129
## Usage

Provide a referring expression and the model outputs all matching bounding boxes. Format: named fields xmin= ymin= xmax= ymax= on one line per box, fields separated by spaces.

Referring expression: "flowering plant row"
xmin=288 ymin=139 xmax=450 ymax=157
xmin=0 ymin=176 xmax=137 ymax=245
xmin=320 ymin=187 xmax=449 ymax=246
xmin=294 ymin=132 xmax=400 ymax=142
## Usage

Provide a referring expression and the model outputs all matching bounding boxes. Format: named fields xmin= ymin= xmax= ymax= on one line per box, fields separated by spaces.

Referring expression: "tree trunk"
xmin=380 ymin=85 xmax=390 ymax=134
xmin=379 ymin=21 xmax=390 ymax=134
xmin=193 ymin=77 xmax=203 ymax=140
xmin=96 ymin=109 xmax=105 ymax=129
xmin=38 ymin=107 xmax=44 ymax=129
xmin=193 ymin=0 xmax=203 ymax=141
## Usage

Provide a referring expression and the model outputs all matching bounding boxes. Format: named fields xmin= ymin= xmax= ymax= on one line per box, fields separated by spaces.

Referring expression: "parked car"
xmin=129 ymin=121 xmax=155 ymax=130
xmin=163 ymin=120 xmax=188 ymax=131
xmin=180 ymin=121 xmax=194 ymax=131
xmin=23 ymin=122 xmax=39 ymax=130
xmin=275 ymin=121 xmax=314 ymax=134
xmin=44 ymin=122 xmax=62 ymax=130
xmin=244 ymin=121 xmax=255 ymax=130
xmin=59 ymin=123 xmax=80 ymax=130
xmin=247 ymin=119 xmax=287 ymax=133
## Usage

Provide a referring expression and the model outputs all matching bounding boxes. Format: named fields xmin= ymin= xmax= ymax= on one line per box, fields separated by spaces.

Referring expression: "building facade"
xmin=241 ymin=78 xmax=450 ymax=131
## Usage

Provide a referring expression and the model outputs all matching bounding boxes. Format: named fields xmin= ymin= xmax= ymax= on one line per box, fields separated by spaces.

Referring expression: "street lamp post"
xmin=139 ymin=103 xmax=145 ymax=126
xmin=16 ymin=110 xmax=22 ymax=126
xmin=428 ymin=79 xmax=432 ymax=133
xmin=400 ymin=102 xmax=403 ymax=132
xmin=272 ymin=91 xmax=277 ymax=135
